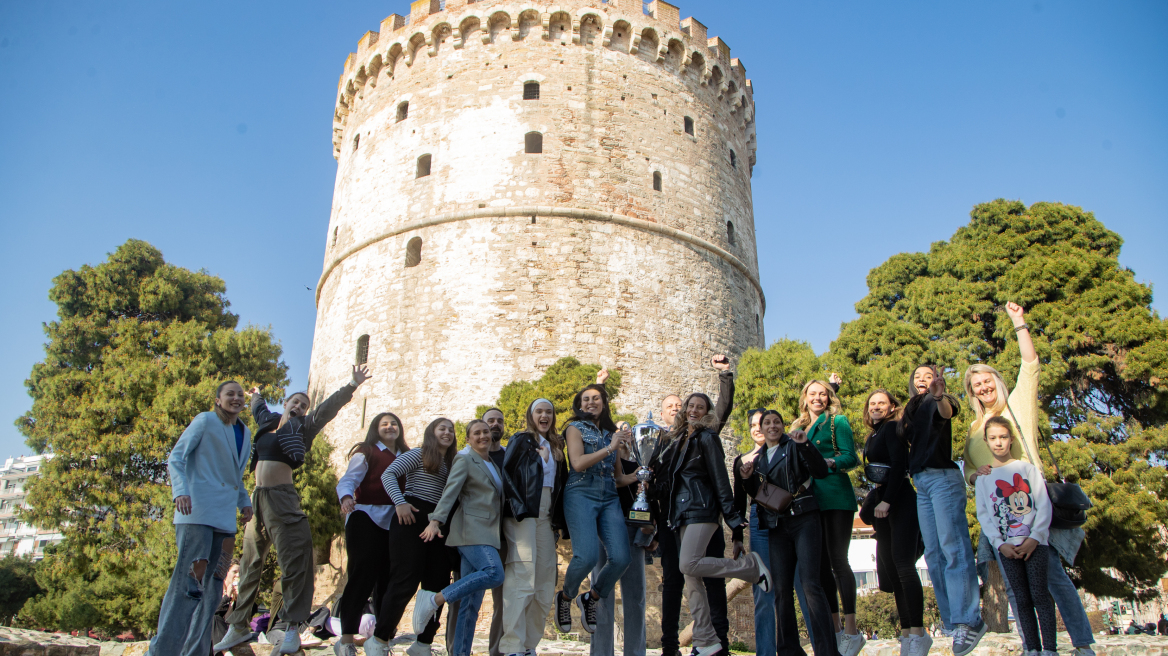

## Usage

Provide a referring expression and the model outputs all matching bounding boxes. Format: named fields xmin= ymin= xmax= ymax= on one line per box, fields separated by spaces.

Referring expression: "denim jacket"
xmin=567 ymin=419 xmax=616 ymax=480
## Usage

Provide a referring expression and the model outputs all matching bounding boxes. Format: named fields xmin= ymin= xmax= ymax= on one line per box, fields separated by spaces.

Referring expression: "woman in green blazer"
xmin=790 ymin=377 xmax=865 ymax=656
xmin=415 ymin=420 xmax=506 ymax=656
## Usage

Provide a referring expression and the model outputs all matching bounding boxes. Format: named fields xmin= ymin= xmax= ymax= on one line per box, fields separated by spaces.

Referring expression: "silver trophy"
xmin=626 ymin=413 xmax=664 ymax=526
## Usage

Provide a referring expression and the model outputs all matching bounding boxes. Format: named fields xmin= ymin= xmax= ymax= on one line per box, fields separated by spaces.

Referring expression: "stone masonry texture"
xmin=310 ymin=0 xmax=763 ymax=462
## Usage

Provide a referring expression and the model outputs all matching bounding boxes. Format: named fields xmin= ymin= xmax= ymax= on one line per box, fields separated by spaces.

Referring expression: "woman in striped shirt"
xmin=364 ymin=418 xmax=458 ymax=656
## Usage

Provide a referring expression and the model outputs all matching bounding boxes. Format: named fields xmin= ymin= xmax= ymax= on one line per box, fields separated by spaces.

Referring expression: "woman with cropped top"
xmin=333 ymin=412 xmax=410 ymax=656
xmin=862 ymin=390 xmax=930 ymax=656
xmin=553 ymin=384 xmax=637 ymax=636
xmin=364 ymin=417 xmax=458 ymax=656
xmin=790 ymin=379 xmax=863 ymax=656
xmin=217 ymin=366 xmax=369 ymax=656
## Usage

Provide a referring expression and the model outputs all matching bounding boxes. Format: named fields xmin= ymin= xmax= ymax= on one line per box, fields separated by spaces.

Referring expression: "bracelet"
xmin=1014 ymin=322 xmax=1030 ymax=333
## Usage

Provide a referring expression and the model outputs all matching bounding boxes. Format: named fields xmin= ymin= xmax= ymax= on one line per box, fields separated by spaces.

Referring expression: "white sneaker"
xmin=277 ymin=625 xmax=301 ymax=654
xmin=897 ymin=636 xmax=909 ymax=656
xmin=841 ymin=632 xmax=867 ymax=656
xmin=693 ymin=645 xmax=722 ymax=656
xmin=214 ymin=624 xmax=256 ymax=651
xmin=907 ymin=633 xmax=933 ymax=656
xmin=334 ymin=642 xmax=359 ymax=656
xmin=412 ymin=590 xmax=439 ymax=636
xmin=407 ymin=641 xmax=432 ymax=656
xmin=752 ymin=551 xmax=772 ymax=593
xmin=951 ymin=622 xmax=987 ymax=656
xmin=836 ymin=630 xmax=846 ymax=651
xmin=364 ymin=637 xmax=392 ymax=656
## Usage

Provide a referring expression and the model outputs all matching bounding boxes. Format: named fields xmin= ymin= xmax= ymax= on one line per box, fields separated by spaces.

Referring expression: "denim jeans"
xmin=769 ymin=512 xmax=839 ymax=656
xmin=591 ymin=525 xmax=646 ymax=656
xmin=150 ymin=523 xmax=232 ymax=656
xmin=913 ymin=467 xmax=981 ymax=629
xmin=981 ymin=533 xmax=1095 ymax=647
xmin=750 ymin=509 xmax=778 ymax=656
xmin=563 ymin=472 xmax=631 ymax=598
xmin=444 ymin=545 xmax=505 ymax=656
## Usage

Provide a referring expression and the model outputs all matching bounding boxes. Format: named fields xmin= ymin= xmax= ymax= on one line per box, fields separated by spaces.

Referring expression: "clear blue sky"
xmin=1 ymin=1 xmax=1165 ymax=459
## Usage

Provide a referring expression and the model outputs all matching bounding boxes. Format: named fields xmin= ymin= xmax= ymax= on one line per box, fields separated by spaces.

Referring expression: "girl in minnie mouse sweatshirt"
xmin=974 ymin=416 xmax=1056 ymax=656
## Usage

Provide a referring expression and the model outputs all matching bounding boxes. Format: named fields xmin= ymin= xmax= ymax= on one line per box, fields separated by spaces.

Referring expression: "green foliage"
xmin=478 ymin=357 xmax=636 ymax=441
xmin=828 ymin=200 xmax=1168 ymax=601
xmin=731 ymin=339 xmax=832 ymax=451
xmin=0 ymin=555 xmax=41 ymax=626
xmin=15 ymin=240 xmax=289 ymax=634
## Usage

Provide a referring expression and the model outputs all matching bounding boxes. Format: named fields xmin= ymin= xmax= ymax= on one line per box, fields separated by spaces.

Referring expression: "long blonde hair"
xmin=963 ymin=364 xmax=1009 ymax=431
xmin=790 ymin=380 xmax=843 ymax=430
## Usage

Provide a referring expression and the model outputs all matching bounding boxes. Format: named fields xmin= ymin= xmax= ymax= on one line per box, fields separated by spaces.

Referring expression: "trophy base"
xmin=626 ymin=510 xmax=653 ymax=527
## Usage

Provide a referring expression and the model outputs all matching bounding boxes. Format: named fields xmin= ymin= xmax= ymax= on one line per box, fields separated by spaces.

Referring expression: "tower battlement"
xmin=332 ymin=0 xmax=756 ymax=164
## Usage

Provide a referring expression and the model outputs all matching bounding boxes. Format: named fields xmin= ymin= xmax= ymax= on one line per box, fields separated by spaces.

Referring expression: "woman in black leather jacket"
xmin=739 ymin=410 xmax=839 ymax=656
xmin=655 ymin=393 xmax=771 ymax=656
xmin=499 ymin=398 xmax=568 ymax=656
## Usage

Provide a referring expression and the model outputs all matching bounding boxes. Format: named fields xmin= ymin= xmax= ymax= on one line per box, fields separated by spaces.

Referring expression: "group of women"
xmin=158 ymin=301 xmax=1096 ymax=656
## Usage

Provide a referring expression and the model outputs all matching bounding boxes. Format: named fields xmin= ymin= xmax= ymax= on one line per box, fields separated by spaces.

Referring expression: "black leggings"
xmin=373 ymin=498 xmax=459 ymax=642
xmin=819 ymin=509 xmax=857 ymax=615
xmin=339 ymin=510 xmax=391 ymax=635
xmin=659 ymin=523 xmax=729 ymax=653
xmin=873 ymin=492 xmax=924 ymax=629
xmin=1000 ymin=545 xmax=1055 ymax=652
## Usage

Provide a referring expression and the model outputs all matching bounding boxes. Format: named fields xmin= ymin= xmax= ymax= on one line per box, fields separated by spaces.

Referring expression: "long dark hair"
xmin=862 ymin=390 xmax=903 ymax=432
xmin=421 ymin=417 xmax=456 ymax=474
xmin=525 ymin=400 xmax=565 ymax=462
xmin=898 ymin=365 xmax=958 ymax=439
xmin=565 ymin=384 xmax=617 ymax=433
xmin=348 ymin=412 xmax=409 ymax=460
xmin=670 ymin=392 xmax=715 ymax=436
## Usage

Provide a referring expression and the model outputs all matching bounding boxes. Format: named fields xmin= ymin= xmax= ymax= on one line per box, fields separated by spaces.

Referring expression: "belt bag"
xmin=789 ymin=495 xmax=819 ymax=516
xmin=864 ymin=463 xmax=892 ymax=484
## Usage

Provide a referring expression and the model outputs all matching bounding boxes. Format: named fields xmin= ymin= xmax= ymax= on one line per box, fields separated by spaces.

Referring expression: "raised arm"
xmin=303 ymin=365 xmax=369 ymax=438
xmin=1006 ymin=302 xmax=1037 ymax=365
xmin=711 ymin=355 xmax=735 ymax=432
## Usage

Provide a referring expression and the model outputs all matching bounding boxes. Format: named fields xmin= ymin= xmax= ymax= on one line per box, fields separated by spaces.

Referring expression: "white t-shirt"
xmin=539 ymin=437 xmax=556 ymax=488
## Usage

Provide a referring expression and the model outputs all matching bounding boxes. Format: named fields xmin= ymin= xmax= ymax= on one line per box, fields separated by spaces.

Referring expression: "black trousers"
xmin=1000 ymin=545 xmax=1055 ymax=652
xmin=659 ymin=523 xmax=729 ymax=653
xmin=340 ymin=510 xmax=392 ymax=635
xmin=373 ymin=498 xmax=459 ymax=642
xmin=769 ymin=511 xmax=840 ymax=656
xmin=872 ymin=491 xmax=924 ymax=629
xmin=818 ymin=509 xmax=857 ymax=616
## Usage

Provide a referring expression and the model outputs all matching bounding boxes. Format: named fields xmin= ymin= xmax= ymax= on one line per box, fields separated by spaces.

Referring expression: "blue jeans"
xmin=150 ymin=524 xmax=232 ymax=656
xmin=914 ymin=467 xmax=981 ymax=629
xmin=563 ymin=473 xmax=631 ymax=598
xmin=591 ymin=525 xmax=646 ymax=656
xmin=981 ymin=533 xmax=1094 ymax=647
xmin=444 ymin=545 xmax=505 ymax=656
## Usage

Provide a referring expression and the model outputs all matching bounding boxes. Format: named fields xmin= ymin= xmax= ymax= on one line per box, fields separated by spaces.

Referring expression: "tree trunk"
xmin=983 ymin=560 xmax=1010 ymax=632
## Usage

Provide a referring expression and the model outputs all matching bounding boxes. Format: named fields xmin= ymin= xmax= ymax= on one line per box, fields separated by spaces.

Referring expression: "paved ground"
xmin=4 ymin=626 xmax=1168 ymax=656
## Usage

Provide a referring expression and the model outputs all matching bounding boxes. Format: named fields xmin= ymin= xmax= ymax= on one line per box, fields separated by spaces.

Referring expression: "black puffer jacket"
xmin=654 ymin=415 xmax=742 ymax=530
xmin=742 ymin=433 xmax=830 ymax=529
xmin=501 ymin=432 xmax=568 ymax=532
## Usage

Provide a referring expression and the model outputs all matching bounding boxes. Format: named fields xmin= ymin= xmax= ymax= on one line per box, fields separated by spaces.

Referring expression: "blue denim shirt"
xmin=567 ymin=419 xmax=616 ymax=480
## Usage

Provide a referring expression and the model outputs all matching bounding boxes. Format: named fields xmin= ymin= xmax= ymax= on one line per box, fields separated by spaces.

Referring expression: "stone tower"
xmin=308 ymin=0 xmax=763 ymax=447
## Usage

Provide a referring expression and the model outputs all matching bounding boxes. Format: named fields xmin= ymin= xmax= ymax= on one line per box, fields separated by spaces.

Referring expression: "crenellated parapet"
xmin=330 ymin=0 xmax=756 ymax=162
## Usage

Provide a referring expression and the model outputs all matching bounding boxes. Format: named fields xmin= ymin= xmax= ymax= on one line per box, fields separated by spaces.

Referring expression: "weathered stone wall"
xmin=309 ymin=0 xmax=763 ymax=456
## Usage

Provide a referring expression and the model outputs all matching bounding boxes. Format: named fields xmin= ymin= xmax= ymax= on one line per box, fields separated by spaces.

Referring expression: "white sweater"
xmin=974 ymin=460 xmax=1052 ymax=551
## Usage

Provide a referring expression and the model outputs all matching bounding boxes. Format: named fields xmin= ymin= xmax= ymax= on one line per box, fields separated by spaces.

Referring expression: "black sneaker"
xmin=576 ymin=591 xmax=598 ymax=633
xmin=554 ymin=591 xmax=573 ymax=633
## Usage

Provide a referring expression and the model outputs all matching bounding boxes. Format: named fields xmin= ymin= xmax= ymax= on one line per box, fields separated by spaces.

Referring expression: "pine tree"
xmin=16 ymin=239 xmax=289 ymax=634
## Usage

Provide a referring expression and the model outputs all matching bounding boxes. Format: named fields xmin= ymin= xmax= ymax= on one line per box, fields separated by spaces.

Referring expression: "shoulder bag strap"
xmin=1003 ymin=399 xmax=1064 ymax=482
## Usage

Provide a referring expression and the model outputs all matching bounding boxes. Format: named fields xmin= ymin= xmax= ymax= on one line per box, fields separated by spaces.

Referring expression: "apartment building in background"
xmin=0 ymin=454 xmax=62 ymax=560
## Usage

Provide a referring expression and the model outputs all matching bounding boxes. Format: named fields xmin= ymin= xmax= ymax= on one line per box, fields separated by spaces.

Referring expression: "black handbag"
xmin=1005 ymin=401 xmax=1092 ymax=530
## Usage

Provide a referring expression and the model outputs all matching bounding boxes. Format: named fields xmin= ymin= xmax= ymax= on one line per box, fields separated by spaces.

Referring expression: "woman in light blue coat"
xmin=149 ymin=381 xmax=254 ymax=656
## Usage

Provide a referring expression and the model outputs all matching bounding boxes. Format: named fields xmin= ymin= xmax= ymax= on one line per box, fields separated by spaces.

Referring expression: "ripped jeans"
xmin=149 ymin=523 xmax=234 ymax=656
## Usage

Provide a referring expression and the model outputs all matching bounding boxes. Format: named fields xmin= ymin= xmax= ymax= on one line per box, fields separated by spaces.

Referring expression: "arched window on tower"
xmin=355 ymin=335 xmax=370 ymax=365
xmin=353 ymin=134 xmax=360 ymax=151
xmin=406 ymin=237 xmax=423 ymax=267
xmin=652 ymin=171 xmax=662 ymax=192
xmin=416 ymin=154 xmax=432 ymax=178
xmin=684 ymin=116 xmax=694 ymax=136
xmin=525 ymin=132 xmax=543 ymax=154
xmin=397 ymin=101 xmax=409 ymax=122
xmin=523 ymin=82 xmax=540 ymax=100
xmin=730 ymin=149 xmax=737 ymax=169
xmin=726 ymin=221 xmax=736 ymax=246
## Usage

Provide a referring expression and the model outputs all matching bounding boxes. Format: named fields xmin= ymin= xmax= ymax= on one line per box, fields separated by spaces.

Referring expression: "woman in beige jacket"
xmin=415 ymin=420 xmax=506 ymax=656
